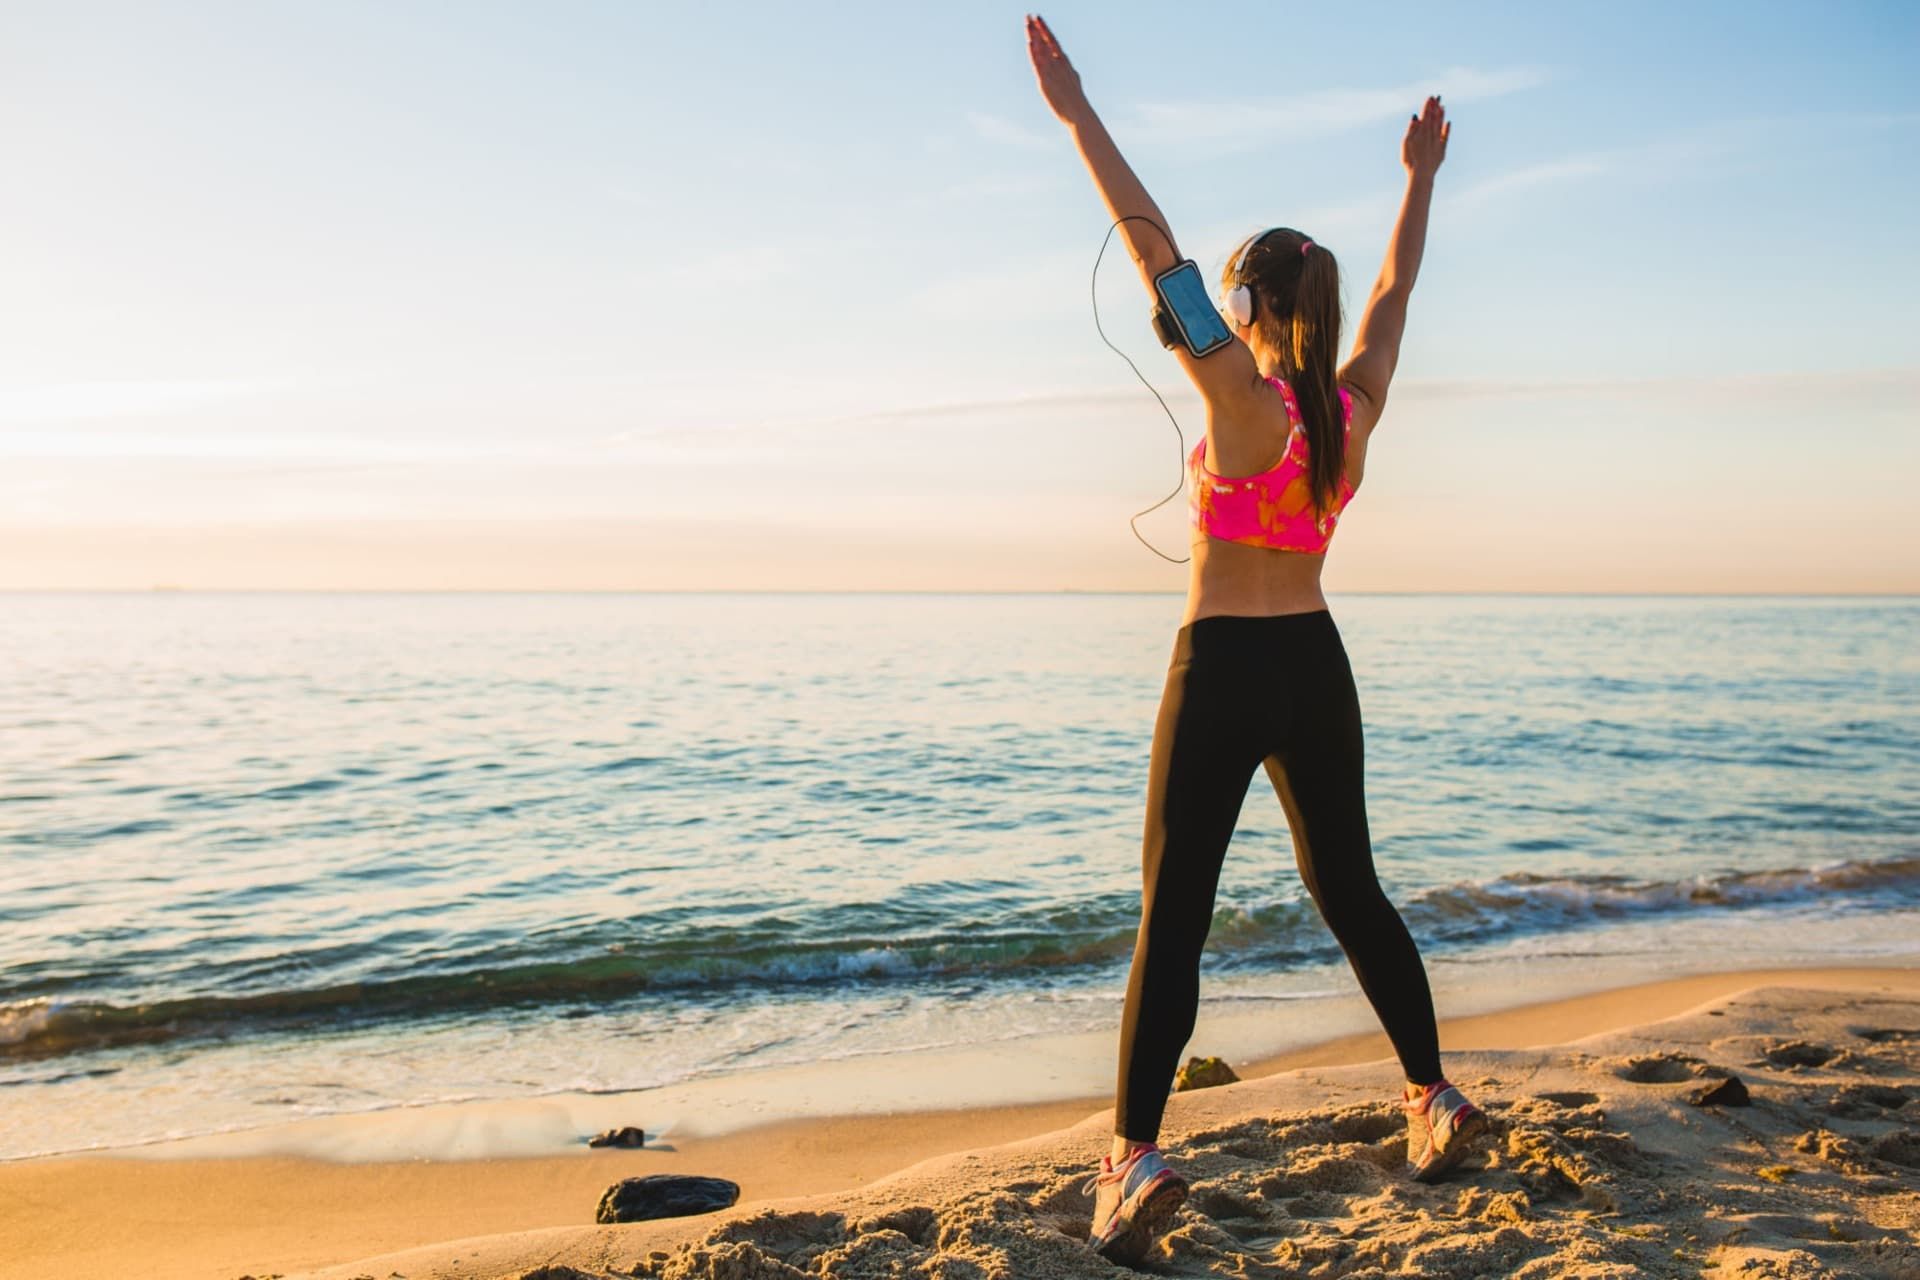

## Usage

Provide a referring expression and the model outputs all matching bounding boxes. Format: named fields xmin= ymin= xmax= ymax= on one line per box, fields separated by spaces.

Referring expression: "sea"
xmin=2 ymin=592 xmax=1916 ymax=1160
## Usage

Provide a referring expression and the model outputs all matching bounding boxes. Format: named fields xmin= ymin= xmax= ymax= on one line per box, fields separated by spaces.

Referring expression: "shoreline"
xmin=4 ymin=963 xmax=1916 ymax=1280
xmin=17 ymin=928 xmax=1917 ymax=1168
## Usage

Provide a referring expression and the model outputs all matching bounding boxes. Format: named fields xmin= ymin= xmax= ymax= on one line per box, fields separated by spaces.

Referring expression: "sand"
xmin=3 ymin=967 xmax=1917 ymax=1279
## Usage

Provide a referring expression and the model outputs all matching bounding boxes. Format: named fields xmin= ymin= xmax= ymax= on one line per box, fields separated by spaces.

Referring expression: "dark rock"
xmin=1174 ymin=1055 xmax=1240 ymax=1091
xmin=588 ymin=1125 xmax=647 ymax=1148
xmin=596 ymin=1174 xmax=740 ymax=1224
xmin=1689 ymin=1076 xmax=1751 ymax=1108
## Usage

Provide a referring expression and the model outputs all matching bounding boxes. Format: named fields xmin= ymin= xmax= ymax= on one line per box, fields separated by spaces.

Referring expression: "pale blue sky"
xmin=2 ymin=1 xmax=1915 ymax=589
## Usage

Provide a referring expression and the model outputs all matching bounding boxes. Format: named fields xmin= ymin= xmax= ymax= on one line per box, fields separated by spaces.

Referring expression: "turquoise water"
xmin=2 ymin=593 xmax=1916 ymax=1157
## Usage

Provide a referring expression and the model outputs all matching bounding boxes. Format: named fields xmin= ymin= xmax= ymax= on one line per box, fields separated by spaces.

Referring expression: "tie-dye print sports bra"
xmin=1189 ymin=376 xmax=1355 ymax=554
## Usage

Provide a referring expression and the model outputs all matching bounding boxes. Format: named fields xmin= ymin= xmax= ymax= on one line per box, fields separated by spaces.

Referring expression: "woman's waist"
xmin=1181 ymin=542 xmax=1330 ymax=625
xmin=1169 ymin=601 xmax=1343 ymax=669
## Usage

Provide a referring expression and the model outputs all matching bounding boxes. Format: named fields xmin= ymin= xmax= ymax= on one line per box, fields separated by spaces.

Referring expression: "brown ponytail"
xmin=1222 ymin=229 xmax=1347 ymax=514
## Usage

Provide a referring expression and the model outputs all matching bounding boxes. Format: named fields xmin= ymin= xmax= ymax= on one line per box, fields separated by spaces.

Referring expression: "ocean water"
xmin=2 ymin=592 xmax=1916 ymax=1159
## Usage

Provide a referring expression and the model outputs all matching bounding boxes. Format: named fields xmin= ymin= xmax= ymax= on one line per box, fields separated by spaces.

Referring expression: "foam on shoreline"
xmin=14 ymin=950 xmax=1918 ymax=1166
xmin=3 ymin=966 xmax=1918 ymax=1280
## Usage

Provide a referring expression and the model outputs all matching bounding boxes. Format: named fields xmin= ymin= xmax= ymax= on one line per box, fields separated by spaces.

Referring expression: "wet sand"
xmin=2 ymin=966 xmax=1916 ymax=1280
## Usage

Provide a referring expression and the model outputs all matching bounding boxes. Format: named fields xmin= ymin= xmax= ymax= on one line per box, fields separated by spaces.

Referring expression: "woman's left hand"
xmin=1026 ymin=14 xmax=1090 ymax=126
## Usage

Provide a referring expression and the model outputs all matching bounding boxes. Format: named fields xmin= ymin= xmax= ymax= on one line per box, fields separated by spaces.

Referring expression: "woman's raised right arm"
xmin=1027 ymin=13 xmax=1265 ymax=409
xmin=1341 ymin=96 xmax=1450 ymax=416
xmin=1027 ymin=15 xmax=1180 ymax=292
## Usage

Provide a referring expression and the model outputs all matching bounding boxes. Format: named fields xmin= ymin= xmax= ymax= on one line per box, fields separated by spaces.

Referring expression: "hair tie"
xmin=1300 ymin=239 xmax=1315 ymax=256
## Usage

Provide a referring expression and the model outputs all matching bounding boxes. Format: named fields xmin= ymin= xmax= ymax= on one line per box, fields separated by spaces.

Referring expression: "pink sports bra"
xmin=1189 ymin=377 xmax=1355 ymax=554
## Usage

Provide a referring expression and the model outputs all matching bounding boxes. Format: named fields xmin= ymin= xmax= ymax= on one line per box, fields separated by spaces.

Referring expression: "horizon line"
xmin=5 ymin=589 xmax=1917 ymax=599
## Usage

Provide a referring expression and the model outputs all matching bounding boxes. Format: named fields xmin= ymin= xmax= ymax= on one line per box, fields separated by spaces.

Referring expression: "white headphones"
xmin=1221 ymin=227 xmax=1282 ymax=328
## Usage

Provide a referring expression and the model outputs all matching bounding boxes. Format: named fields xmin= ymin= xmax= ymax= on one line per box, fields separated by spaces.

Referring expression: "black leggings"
xmin=1114 ymin=609 xmax=1443 ymax=1141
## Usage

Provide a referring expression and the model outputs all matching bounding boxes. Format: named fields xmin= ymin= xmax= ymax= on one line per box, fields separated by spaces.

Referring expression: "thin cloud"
xmin=966 ymin=110 xmax=1059 ymax=151
xmin=0 ymin=380 xmax=274 ymax=425
xmin=1446 ymin=156 xmax=1612 ymax=209
xmin=1127 ymin=65 xmax=1550 ymax=151
xmin=907 ymin=246 xmax=1093 ymax=316
xmin=765 ymin=368 xmax=1920 ymax=427
xmin=1214 ymin=135 xmax=1730 ymax=243
xmin=0 ymin=428 xmax=530 ymax=463
xmin=1730 ymin=109 xmax=1920 ymax=133
xmin=1442 ymin=128 xmax=1752 ymax=212
xmin=903 ymin=171 xmax=1063 ymax=208
xmin=1184 ymin=192 xmax=1405 ymax=269
xmin=1396 ymin=368 xmax=1920 ymax=405
xmin=646 ymin=243 xmax=800 ymax=289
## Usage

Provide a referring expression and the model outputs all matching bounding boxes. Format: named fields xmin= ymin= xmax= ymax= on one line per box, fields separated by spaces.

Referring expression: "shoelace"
xmin=1401 ymin=1079 xmax=1452 ymax=1115
xmin=1081 ymin=1144 xmax=1156 ymax=1196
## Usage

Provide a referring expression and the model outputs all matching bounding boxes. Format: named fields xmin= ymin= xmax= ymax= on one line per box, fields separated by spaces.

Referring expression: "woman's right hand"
xmin=1401 ymin=95 xmax=1450 ymax=180
xmin=1026 ymin=14 xmax=1091 ymax=127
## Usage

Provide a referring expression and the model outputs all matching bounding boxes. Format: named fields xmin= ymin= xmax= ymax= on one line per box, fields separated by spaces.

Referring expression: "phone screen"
xmin=1156 ymin=261 xmax=1233 ymax=356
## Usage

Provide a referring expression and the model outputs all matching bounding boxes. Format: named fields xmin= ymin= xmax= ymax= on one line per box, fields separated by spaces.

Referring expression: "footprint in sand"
xmin=1871 ymin=1131 xmax=1920 ymax=1169
xmin=1703 ymin=1244 xmax=1840 ymax=1279
xmin=1185 ymin=1183 xmax=1267 ymax=1222
xmin=1607 ymin=1052 xmax=1720 ymax=1083
xmin=1824 ymin=1082 xmax=1910 ymax=1118
xmin=1535 ymin=1090 xmax=1601 ymax=1107
xmin=1789 ymin=1128 xmax=1920 ymax=1181
xmin=1760 ymin=1040 xmax=1842 ymax=1069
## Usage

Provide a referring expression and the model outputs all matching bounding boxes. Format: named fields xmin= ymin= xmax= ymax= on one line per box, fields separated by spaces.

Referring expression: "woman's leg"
xmin=1113 ymin=631 xmax=1265 ymax=1145
xmin=1263 ymin=619 xmax=1443 ymax=1087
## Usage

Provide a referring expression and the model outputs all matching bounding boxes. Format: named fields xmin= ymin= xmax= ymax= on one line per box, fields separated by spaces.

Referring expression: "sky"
xmin=1 ymin=0 xmax=1915 ymax=591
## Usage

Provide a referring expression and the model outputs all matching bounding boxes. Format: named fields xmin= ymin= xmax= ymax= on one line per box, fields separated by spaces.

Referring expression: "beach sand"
xmin=3 ymin=967 xmax=1917 ymax=1279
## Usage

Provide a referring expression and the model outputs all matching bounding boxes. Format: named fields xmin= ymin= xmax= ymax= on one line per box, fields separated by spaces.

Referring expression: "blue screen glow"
xmin=1158 ymin=262 xmax=1232 ymax=353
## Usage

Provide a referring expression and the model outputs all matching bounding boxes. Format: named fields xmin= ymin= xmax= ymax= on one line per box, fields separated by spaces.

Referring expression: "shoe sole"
xmin=1092 ymin=1172 xmax=1189 ymax=1267
xmin=1412 ymin=1106 xmax=1490 ymax=1183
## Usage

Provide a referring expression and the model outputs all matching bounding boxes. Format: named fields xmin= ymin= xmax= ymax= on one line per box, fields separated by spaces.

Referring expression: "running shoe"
xmin=1403 ymin=1079 xmax=1490 ymax=1182
xmin=1083 ymin=1143 xmax=1189 ymax=1266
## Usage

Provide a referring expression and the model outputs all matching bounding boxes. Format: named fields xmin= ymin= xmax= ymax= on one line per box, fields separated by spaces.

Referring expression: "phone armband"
xmin=1150 ymin=258 xmax=1235 ymax=358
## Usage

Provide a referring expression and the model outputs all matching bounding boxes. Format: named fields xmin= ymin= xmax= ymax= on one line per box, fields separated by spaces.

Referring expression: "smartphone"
xmin=1151 ymin=259 xmax=1234 ymax=357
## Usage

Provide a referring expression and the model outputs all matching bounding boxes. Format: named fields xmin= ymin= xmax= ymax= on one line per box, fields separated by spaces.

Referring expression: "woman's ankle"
xmin=1109 ymin=1135 xmax=1156 ymax=1163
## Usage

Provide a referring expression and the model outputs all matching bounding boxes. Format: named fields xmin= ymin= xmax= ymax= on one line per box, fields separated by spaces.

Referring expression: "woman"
xmin=1024 ymin=14 xmax=1487 ymax=1265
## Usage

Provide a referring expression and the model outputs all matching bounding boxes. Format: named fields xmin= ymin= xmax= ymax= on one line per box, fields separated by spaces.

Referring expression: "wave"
xmin=1394 ymin=852 xmax=1920 ymax=947
xmin=5 ymin=853 xmax=1915 ymax=1064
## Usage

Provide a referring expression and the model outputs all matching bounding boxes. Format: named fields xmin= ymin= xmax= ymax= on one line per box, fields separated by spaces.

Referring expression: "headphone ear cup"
xmin=1225 ymin=284 xmax=1253 ymax=327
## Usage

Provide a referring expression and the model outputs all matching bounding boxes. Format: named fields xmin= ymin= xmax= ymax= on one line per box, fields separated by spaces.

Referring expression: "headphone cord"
xmin=1091 ymin=214 xmax=1192 ymax=566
